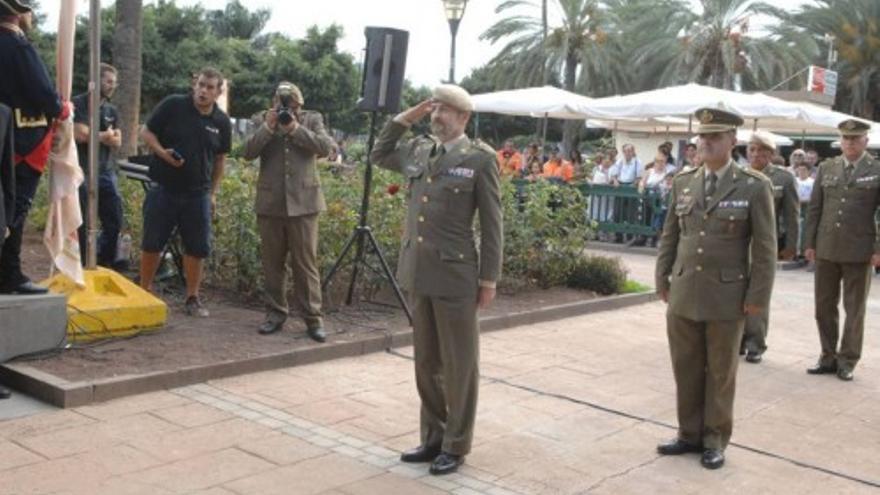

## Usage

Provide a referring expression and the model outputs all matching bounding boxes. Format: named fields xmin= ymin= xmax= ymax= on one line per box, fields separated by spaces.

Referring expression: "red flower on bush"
xmin=387 ymin=183 xmax=401 ymax=195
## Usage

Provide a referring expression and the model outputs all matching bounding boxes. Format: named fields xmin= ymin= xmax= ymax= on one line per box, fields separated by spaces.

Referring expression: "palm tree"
xmin=630 ymin=0 xmax=814 ymax=91
xmin=481 ymin=0 xmax=615 ymax=150
xmin=112 ymin=0 xmax=143 ymax=157
xmin=785 ymin=0 xmax=880 ymax=118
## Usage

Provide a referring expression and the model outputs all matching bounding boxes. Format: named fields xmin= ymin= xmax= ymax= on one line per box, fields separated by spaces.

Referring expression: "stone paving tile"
xmin=0 ymin=409 xmax=95 ymax=439
xmin=68 ymin=443 xmax=164 ymax=477
xmin=223 ymin=453 xmax=382 ymax=495
xmin=286 ymin=397 xmax=367 ymax=425
xmin=149 ymin=401 xmax=235 ymax=428
xmin=237 ymin=432 xmax=328 ymax=465
xmin=129 ymin=417 xmax=276 ymax=462
xmin=338 ymin=473 xmax=451 ymax=495
xmin=0 ymin=455 xmax=112 ymax=495
xmin=73 ymin=390 xmax=190 ymax=421
xmin=120 ymin=447 xmax=274 ymax=493
xmin=0 ymin=440 xmax=44 ymax=471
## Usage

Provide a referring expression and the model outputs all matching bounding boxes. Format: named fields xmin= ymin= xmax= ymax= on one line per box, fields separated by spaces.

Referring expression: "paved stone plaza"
xmin=0 ymin=250 xmax=877 ymax=494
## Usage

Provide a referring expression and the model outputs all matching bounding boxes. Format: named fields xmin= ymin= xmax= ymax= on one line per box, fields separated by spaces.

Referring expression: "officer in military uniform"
xmin=242 ymin=82 xmax=335 ymax=343
xmin=655 ymin=108 xmax=777 ymax=470
xmin=0 ymin=0 xmax=64 ymax=294
xmin=741 ymin=131 xmax=799 ymax=363
xmin=804 ymin=119 xmax=880 ymax=382
xmin=371 ymin=85 xmax=503 ymax=476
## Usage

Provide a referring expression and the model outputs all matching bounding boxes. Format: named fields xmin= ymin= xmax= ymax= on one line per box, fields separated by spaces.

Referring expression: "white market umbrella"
xmin=472 ymin=85 xmax=594 ymax=120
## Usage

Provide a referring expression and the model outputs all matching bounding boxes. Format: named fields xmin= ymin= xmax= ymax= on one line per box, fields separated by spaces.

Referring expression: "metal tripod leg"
xmin=364 ymin=228 xmax=412 ymax=323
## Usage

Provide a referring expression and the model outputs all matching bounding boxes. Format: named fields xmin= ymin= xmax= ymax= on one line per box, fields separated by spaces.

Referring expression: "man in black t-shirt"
xmin=73 ymin=62 xmax=123 ymax=268
xmin=139 ymin=67 xmax=231 ymax=317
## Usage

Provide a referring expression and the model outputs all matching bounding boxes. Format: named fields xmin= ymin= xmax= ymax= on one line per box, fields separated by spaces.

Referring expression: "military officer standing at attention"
xmin=655 ymin=108 xmax=777 ymax=470
xmin=371 ymin=85 xmax=503 ymax=476
xmin=741 ymin=131 xmax=799 ymax=364
xmin=804 ymin=119 xmax=880 ymax=382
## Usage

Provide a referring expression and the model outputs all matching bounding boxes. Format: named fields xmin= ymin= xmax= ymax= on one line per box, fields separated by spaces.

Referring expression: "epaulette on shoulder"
xmin=741 ymin=167 xmax=771 ymax=182
xmin=818 ymin=157 xmax=839 ymax=168
xmin=471 ymin=138 xmax=496 ymax=156
xmin=674 ymin=166 xmax=700 ymax=179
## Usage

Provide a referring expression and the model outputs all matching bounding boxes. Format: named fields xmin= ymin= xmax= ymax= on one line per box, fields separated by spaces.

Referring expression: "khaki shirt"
xmin=804 ymin=153 xmax=880 ymax=263
xmin=242 ymin=110 xmax=335 ymax=217
xmin=656 ymin=162 xmax=777 ymax=321
xmin=756 ymin=164 xmax=800 ymax=251
xmin=370 ymin=120 xmax=503 ymax=299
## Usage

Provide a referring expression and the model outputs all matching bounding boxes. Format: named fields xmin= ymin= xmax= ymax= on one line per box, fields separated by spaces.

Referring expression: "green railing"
xmin=511 ymin=180 xmax=668 ymax=237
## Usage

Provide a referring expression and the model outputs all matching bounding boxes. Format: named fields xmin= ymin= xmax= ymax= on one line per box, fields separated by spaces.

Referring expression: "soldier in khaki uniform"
xmin=371 ymin=85 xmax=503 ymax=476
xmin=242 ymin=82 xmax=335 ymax=343
xmin=804 ymin=119 xmax=880 ymax=381
xmin=741 ymin=131 xmax=799 ymax=363
xmin=655 ymin=108 xmax=777 ymax=470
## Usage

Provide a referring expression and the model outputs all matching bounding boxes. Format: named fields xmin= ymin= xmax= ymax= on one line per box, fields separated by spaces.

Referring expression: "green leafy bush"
xmin=566 ymin=255 xmax=629 ymax=295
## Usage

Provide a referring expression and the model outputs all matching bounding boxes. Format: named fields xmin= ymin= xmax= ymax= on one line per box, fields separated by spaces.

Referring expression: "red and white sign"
xmin=808 ymin=65 xmax=838 ymax=99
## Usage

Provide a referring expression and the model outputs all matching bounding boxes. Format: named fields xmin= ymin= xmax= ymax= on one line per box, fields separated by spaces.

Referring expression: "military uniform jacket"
xmin=804 ymin=154 xmax=880 ymax=263
xmin=761 ymin=164 xmax=799 ymax=251
xmin=242 ymin=110 xmax=335 ymax=217
xmin=0 ymin=27 xmax=62 ymax=157
xmin=371 ymin=120 xmax=503 ymax=299
xmin=656 ymin=162 xmax=777 ymax=321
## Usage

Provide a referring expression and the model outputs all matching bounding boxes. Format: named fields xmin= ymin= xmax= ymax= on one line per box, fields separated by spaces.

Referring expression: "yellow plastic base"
xmin=43 ymin=267 xmax=167 ymax=342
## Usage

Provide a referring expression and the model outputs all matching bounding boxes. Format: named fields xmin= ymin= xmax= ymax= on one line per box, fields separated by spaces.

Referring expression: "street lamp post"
xmin=442 ymin=0 xmax=467 ymax=84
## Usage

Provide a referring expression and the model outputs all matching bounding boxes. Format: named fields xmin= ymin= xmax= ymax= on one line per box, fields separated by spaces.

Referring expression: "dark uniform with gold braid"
xmin=804 ymin=119 xmax=880 ymax=381
xmin=655 ymin=108 xmax=777 ymax=469
xmin=371 ymin=85 xmax=503 ymax=475
xmin=0 ymin=0 xmax=63 ymax=294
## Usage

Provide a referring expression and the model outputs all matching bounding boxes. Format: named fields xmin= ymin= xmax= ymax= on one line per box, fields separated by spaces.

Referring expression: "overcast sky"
xmin=40 ymin=0 xmax=818 ymax=88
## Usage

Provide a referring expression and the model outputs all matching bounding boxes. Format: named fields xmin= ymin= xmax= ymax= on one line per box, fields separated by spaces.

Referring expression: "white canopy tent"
xmin=471 ymin=85 xmax=594 ymax=119
xmin=577 ymin=83 xmax=878 ymax=137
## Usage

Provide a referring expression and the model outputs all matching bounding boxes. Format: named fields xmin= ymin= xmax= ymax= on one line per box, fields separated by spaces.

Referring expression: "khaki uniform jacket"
xmin=804 ymin=154 xmax=880 ymax=263
xmin=242 ymin=110 xmax=335 ymax=217
xmin=761 ymin=164 xmax=799 ymax=251
xmin=371 ymin=121 xmax=503 ymax=299
xmin=656 ymin=163 xmax=777 ymax=321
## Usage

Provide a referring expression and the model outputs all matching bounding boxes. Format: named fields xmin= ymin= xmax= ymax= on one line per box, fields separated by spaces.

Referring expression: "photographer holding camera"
xmin=242 ymin=82 xmax=335 ymax=342
xmin=139 ymin=67 xmax=231 ymax=317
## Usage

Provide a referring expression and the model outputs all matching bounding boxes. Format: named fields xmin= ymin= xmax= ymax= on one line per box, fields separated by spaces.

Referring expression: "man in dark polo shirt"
xmin=73 ymin=62 xmax=123 ymax=268
xmin=139 ymin=67 xmax=231 ymax=317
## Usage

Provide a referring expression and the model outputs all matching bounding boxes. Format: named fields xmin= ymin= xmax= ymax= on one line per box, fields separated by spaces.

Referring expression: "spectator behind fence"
xmin=138 ymin=67 xmax=231 ymax=317
xmin=525 ymin=159 xmax=544 ymax=182
xmin=795 ymin=163 xmax=814 ymax=259
xmin=610 ymin=143 xmax=642 ymax=185
xmin=568 ymin=148 xmax=585 ymax=181
xmin=73 ymin=63 xmax=124 ymax=269
xmin=523 ymin=142 xmax=542 ymax=175
xmin=789 ymin=148 xmax=806 ymax=173
xmin=496 ymin=139 xmax=523 ymax=178
xmin=805 ymin=148 xmax=820 ymax=170
xmin=542 ymin=148 xmax=574 ymax=183
xmin=589 ymin=155 xmax=615 ymax=239
xmin=242 ymin=81 xmax=334 ymax=343
xmin=639 ymin=149 xmax=671 ymax=193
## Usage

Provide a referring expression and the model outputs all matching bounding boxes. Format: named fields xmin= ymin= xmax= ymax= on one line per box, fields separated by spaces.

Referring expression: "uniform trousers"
xmin=410 ymin=292 xmax=479 ymax=456
xmin=258 ymin=214 xmax=323 ymax=329
xmin=814 ymin=258 xmax=873 ymax=371
xmin=667 ymin=312 xmax=744 ymax=450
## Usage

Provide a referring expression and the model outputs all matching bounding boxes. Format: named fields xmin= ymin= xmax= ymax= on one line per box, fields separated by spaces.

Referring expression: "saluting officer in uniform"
xmin=371 ymin=85 xmax=503 ymax=476
xmin=0 ymin=0 xmax=65 ymax=295
xmin=655 ymin=108 xmax=777 ymax=470
xmin=741 ymin=131 xmax=799 ymax=363
xmin=804 ymin=119 xmax=880 ymax=382
xmin=242 ymin=82 xmax=335 ymax=343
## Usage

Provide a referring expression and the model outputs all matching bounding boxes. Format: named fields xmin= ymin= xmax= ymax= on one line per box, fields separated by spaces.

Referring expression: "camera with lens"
xmin=276 ymin=92 xmax=297 ymax=126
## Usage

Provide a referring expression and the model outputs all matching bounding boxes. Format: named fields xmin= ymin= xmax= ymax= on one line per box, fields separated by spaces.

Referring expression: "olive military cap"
xmin=837 ymin=119 xmax=871 ymax=137
xmin=695 ymin=107 xmax=744 ymax=134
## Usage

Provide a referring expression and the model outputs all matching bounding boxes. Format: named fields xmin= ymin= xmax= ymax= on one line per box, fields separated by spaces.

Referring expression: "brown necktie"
xmin=844 ymin=163 xmax=854 ymax=182
xmin=706 ymin=171 xmax=718 ymax=200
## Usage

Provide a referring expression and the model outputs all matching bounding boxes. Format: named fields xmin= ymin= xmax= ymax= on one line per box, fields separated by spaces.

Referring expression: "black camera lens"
xmin=277 ymin=109 xmax=294 ymax=126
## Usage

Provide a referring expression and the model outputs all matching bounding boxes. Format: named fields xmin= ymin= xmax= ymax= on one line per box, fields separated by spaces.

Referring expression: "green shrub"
xmin=566 ymin=255 xmax=629 ymax=295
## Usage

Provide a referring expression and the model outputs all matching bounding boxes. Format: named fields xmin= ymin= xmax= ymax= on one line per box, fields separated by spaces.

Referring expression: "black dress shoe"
xmin=657 ymin=438 xmax=702 ymax=455
xmin=806 ymin=362 xmax=837 ymax=375
xmin=258 ymin=319 xmax=284 ymax=335
xmin=745 ymin=351 xmax=763 ymax=364
xmin=306 ymin=326 xmax=326 ymax=343
xmin=2 ymin=280 xmax=48 ymax=295
xmin=837 ymin=368 xmax=854 ymax=381
xmin=400 ymin=445 xmax=441 ymax=463
xmin=701 ymin=449 xmax=725 ymax=469
xmin=0 ymin=385 xmax=10 ymax=400
xmin=429 ymin=452 xmax=463 ymax=475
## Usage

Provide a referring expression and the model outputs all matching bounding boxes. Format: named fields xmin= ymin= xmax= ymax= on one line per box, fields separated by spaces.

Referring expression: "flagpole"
xmin=87 ymin=0 xmax=101 ymax=269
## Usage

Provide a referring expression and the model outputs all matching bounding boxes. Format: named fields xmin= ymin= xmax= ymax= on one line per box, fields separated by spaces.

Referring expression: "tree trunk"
xmin=112 ymin=0 xmax=143 ymax=158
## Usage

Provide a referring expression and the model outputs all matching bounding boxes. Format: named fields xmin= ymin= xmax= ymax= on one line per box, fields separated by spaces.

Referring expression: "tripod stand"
xmin=321 ymin=112 xmax=412 ymax=323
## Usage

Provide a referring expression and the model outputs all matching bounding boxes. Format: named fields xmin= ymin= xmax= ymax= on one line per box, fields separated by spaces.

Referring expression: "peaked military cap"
xmin=694 ymin=107 xmax=744 ymax=134
xmin=433 ymin=84 xmax=474 ymax=112
xmin=837 ymin=118 xmax=870 ymax=137
xmin=749 ymin=130 xmax=776 ymax=151
xmin=0 ymin=0 xmax=31 ymax=16
xmin=276 ymin=81 xmax=304 ymax=106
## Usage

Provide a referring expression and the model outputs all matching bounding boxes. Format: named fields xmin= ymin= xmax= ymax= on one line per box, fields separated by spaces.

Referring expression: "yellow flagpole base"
xmin=43 ymin=267 xmax=167 ymax=343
